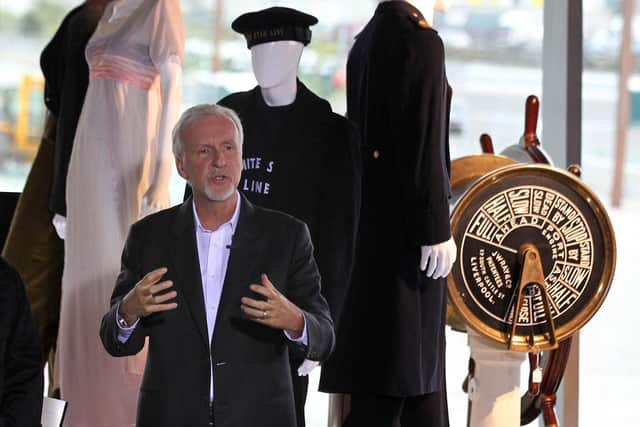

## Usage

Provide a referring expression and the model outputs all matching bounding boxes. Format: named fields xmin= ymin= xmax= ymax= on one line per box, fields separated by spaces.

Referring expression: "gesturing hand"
xmin=240 ymin=274 xmax=305 ymax=338
xmin=119 ymin=267 xmax=178 ymax=325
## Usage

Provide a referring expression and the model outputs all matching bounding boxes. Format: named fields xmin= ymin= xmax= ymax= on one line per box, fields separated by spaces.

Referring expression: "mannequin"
xmin=2 ymin=0 xmax=110 ymax=398
xmin=391 ymin=0 xmax=456 ymax=281
xmin=319 ymin=1 xmax=454 ymax=426
xmin=55 ymin=0 xmax=184 ymax=425
xmin=202 ymin=7 xmax=362 ymax=427
xmin=52 ymin=0 xmax=181 ymax=237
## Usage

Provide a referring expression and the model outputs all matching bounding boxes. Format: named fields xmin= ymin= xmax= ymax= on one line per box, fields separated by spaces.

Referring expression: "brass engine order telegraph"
xmin=449 ymin=95 xmax=617 ymax=427
xmin=448 ymin=163 xmax=616 ymax=352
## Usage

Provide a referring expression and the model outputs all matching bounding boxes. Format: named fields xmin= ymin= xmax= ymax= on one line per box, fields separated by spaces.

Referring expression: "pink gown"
xmin=56 ymin=0 xmax=183 ymax=425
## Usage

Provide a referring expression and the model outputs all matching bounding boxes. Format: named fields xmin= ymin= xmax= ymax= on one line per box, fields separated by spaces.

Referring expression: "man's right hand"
xmin=119 ymin=267 xmax=178 ymax=325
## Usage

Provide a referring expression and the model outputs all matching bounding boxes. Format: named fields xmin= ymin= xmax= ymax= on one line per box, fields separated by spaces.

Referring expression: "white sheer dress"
xmin=56 ymin=0 xmax=183 ymax=425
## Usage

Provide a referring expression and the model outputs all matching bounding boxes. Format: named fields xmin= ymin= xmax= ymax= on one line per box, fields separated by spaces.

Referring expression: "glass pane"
xmin=441 ymin=2 xmax=542 ymax=426
xmin=580 ymin=1 xmax=639 ymax=426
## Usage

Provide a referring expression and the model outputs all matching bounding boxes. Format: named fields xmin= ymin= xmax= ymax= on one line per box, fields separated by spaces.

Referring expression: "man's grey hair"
xmin=172 ymin=103 xmax=244 ymax=159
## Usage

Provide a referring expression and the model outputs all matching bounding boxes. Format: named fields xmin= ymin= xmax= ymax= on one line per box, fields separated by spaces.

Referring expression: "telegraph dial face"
xmin=448 ymin=164 xmax=616 ymax=351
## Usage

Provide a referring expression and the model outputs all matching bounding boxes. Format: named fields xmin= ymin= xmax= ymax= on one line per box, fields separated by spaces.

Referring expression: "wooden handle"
xmin=479 ymin=133 xmax=494 ymax=154
xmin=528 ymin=352 xmax=541 ymax=396
xmin=541 ymin=393 xmax=559 ymax=427
xmin=523 ymin=95 xmax=540 ymax=148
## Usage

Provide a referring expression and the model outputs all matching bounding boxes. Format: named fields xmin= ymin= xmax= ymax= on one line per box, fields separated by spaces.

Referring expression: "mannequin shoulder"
xmin=218 ymin=87 xmax=260 ymax=110
xmin=327 ymin=112 xmax=358 ymax=136
xmin=412 ymin=28 xmax=445 ymax=59
xmin=251 ymin=204 xmax=308 ymax=235
xmin=407 ymin=10 xmax=431 ymax=31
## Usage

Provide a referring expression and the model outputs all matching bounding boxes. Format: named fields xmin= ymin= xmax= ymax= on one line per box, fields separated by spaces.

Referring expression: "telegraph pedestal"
xmin=467 ymin=330 xmax=526 ymax=427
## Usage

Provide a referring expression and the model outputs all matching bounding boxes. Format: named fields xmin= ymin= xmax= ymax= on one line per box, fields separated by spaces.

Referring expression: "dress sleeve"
xmin=149 ymin=0 xmax=185 ymax=67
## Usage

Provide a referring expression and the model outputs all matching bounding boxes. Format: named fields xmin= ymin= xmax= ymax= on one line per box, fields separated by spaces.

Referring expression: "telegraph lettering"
xmin=517 ymin=298 xmax=531 ymax=323
xmin=530 ymin=295 xmax=548 ymax=322
xmin=560 ymin=217 xmax=589 ymax=244
xmin=532 ymin=189 xmax=556 ymax=217
xmin=470 ymin=256 xmax=482 ymax=288
xmin=507 ymin=188 xmax=531 ymax=215
xmin=468 ymin=212 xmax=498 ymax=241
xmin=469 ymin=250 xmax=510 ymax=307
xmin=532 ymin=189 xmax=544 ymax=215
xmin=542 ymin=224 xmax=562 ymax=246
xmin=493 ymin=251 xmax=513 ymax=290
xmin=546 ymin=264 xmax=562 ymax=287
xmin=579 ymin=240 xmax=592 ymax=267
xmin=548 ymin=282 xmax=577 ymax=311
xmin=552 ymin=198 xmax=580 ymax=224
xmin=560 ymin=265 xmax=589 ymax=290
xmin=568 ymin=248 xmax=579 ymax=261
xmin=483 ymin=195 xmax=511 ymax=224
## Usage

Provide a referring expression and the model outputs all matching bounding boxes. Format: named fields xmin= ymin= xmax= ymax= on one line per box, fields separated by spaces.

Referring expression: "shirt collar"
xmin=192 ymin=191 xmax=241 ymax=234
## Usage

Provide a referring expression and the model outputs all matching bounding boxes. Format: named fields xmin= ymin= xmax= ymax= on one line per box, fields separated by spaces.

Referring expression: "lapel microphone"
xmin=226 ymin=233 xmax=240 ymax=250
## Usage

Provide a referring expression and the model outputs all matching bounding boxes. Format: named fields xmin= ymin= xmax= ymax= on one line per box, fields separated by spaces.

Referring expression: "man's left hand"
xmin=240 ymin=273 xmax=305 ymax=338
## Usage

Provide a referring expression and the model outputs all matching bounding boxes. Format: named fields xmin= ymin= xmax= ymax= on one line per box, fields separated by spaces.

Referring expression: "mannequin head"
xmin=251 ymin=41 xmax=304 ymax=89
xmin=232 ymin=7 xmax=318 ymax=106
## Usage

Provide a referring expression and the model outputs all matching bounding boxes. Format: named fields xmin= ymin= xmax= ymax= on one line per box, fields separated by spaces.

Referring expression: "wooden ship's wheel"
xmin=449 ymin=96 xmax=616 ymax=426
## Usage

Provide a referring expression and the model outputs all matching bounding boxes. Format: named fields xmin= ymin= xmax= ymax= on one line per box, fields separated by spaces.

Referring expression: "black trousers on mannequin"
xmin=290 ymin=359 xmax=309 ymax=427
xmin=343 ymin=391 xmax=449 ymax=427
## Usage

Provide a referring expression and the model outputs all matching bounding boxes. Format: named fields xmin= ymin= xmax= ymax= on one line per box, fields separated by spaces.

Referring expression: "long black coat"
xmin=319 ymin=1 xmax=452 ymax=397
xmin=100 ymin=195 xmax=334 ymax=427
xmin=0 ymin=258 xmax=43 ymax=427
xmin=219 ymin=81 xmax=361 ymax=326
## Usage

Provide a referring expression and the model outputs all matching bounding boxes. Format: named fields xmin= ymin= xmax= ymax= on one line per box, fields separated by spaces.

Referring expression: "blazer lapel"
xmin=171 ymin=198 xmax=209 ymax=348
xmin=213 ymin=194 xmax=262 ymax=343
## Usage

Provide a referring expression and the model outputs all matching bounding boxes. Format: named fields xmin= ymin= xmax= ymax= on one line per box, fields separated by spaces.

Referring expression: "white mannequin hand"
xmin=52 ymin=214 xmax=67 ymax=240
xmin=297 ymin=359 xmax=319 ymax=376
xmin=420 ymin=237 xmax=457 ymax=279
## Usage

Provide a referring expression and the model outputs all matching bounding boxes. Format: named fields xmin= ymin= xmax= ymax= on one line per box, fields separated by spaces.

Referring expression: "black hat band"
xmin=244 ymin=26 xmax=312 ymax=48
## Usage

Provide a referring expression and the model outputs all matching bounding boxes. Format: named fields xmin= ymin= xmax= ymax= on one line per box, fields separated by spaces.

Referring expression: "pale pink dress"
xmin=56 ymin=0 xmax=183 ymax=425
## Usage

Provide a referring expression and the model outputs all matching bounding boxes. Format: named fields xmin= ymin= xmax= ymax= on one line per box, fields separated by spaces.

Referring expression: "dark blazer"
xmin=0 ymin=258 xmax=44 ymax=427
xmin=100 ymin=195 xmax=334 ymax=427
xmin=320 ymin=1 xmax=452 ymax=396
